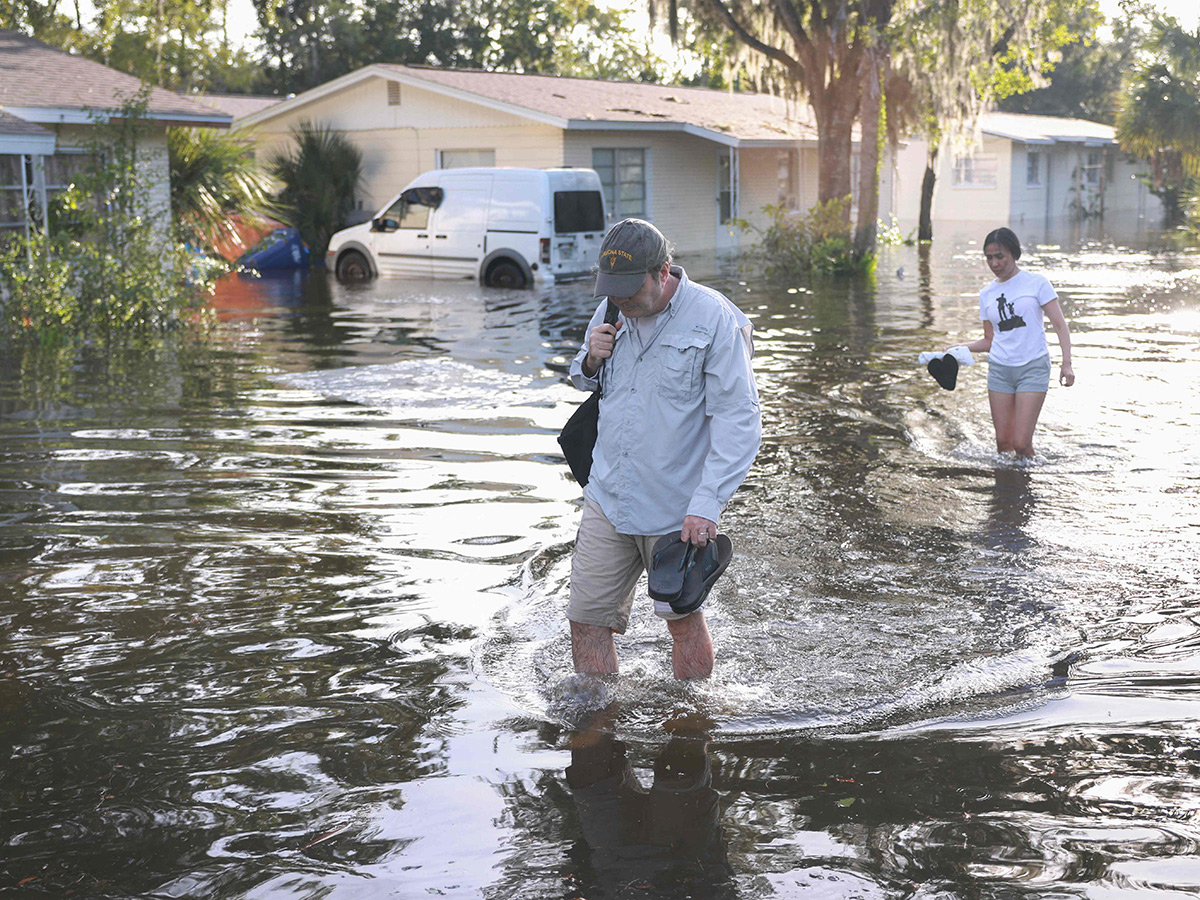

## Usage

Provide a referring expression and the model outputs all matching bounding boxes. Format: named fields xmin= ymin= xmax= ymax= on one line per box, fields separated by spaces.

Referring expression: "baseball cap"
xmin=594 ymin=218 xmax=669 ymax=299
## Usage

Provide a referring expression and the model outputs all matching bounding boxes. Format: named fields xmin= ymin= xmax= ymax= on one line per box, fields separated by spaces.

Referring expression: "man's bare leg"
xmin=571 ymin=620 xmax=618 ymax=675
xmin=666 ymin=611 xmax=714 ymax=679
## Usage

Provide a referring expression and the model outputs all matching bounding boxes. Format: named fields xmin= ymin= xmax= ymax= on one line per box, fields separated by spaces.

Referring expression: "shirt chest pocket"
xmin=658 ymin=332 xmax=710 ymax=401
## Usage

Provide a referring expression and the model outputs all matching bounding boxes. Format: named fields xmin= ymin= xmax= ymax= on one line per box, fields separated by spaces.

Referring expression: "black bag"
xmin=558 ymin=389 xmax=602 ymax=486
xmin=558 ymin=301 xmax=618 ymax=486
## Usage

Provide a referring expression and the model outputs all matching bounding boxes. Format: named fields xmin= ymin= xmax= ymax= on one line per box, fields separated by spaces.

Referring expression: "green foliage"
xmin=755 ymin=198 xmax=875 ymax=278
xmin=997 ymin=1 xmax=1150 ymax=123
xmin=249 ymin=0 xmax=687 ymax=93
xmin=169 ymin=127 xmax=277 ymax=253
xmin=876 ymin=214 xmax=909 ymax=245
xmin=1115 ymin=16 xmax=1200 ymax=225
xmin=270 ymin=122 xmax=364 ymax=259
xmin=9 ymin=0 xmax=690 ymax=95
xmin=890 ymin=0 xmax=1095 ymax=149
xmin=0 ymin=90 xmax=214 ymax=348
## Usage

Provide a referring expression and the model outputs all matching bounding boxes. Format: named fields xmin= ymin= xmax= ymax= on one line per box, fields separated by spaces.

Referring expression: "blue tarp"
xmin=238 ymin=228 xmax=310 ymax=271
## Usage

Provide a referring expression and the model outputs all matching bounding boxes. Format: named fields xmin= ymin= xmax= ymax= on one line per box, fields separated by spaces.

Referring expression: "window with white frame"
xmin=1026 ymin=150 xmax=1041 ymax=186
xmin=438 ymin=149 xmax=495 ymax=169
xmin=1082 ymin=150 xmax=1103 ymax=185
xmin=592 ymin=148 xmax=646 ymax=220
xmin=952 ymin=153 xmax=998 ymax=188
xmin=1 ymin=149 xmax=93 ymax=232
xmin=0 ymin=155 xmax=25 ymax=230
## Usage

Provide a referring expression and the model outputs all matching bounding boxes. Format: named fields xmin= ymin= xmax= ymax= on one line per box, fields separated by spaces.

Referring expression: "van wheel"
xmin=485 ymin=260 xmax=527 ymax=289
xmin=336 ymin=250 xmax=372 ymax=282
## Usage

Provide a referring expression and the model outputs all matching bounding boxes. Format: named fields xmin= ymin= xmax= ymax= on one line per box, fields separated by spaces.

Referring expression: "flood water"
xmin=3 ymin=238 xmax=1200 ymax=898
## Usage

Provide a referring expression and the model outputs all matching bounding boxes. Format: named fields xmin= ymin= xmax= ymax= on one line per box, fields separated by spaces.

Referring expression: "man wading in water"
xmin=566 ymin=219 xmax=761 ymax=679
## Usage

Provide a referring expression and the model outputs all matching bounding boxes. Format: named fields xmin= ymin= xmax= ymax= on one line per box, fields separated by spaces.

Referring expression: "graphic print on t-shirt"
xmin=995 ymin=293 xmax=1026 ymax=332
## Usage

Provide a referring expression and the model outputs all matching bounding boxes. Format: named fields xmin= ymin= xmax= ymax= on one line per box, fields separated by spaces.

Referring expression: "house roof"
xmin=0 ymin=108 xmax=51 ymax=136
xmin=0 ymin=108 xmax=56 ymax=154
xmin=235 ymin=62 xmax=820 ymax=147
xmin=195 ymin=92 xmax=283 ymax=121
xmin=980 ymin=112 xmax=1114 ymax=146
xmin=0 ymin=29 xmax=231 ymax=127
xmin=381 ymin=64 xmax=817 ymax=143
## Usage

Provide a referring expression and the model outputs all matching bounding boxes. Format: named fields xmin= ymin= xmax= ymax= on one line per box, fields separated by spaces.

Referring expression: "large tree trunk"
xmin=918 ymin=146 xmax=938 ymax=242
xmin=813 ymin=75 xmax=860 ymax=224
xmin=854 ymin=50 xmax=885 ymax=259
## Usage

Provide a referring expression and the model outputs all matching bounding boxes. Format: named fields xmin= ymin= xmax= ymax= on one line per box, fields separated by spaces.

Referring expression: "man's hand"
xmin=583 ymin=321 xmax=622 ymax=377
xmin=681 ymin=515 xmax=717 ymax=548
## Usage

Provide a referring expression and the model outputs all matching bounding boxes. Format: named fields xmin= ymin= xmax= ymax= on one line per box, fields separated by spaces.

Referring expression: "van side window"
xmin=385 ymin=187 xmax=443 ymax=229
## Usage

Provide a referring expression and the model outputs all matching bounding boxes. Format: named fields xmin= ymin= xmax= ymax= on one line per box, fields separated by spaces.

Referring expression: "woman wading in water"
xmin=963 ymin=227 xmax=1074 ymax=458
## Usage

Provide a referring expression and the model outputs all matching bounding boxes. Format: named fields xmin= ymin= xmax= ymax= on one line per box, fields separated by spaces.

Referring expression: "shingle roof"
xmin=981 ymin=112 xmax=1114 ymax=144
xmin=0 ymin=29 xmax=229 ymax=123
xmin=195 ymin=93 xmax=283 ymax=121
xmin=376 ymin=64 xmax=818 ymax=142
xmin=0 ymin=108 xmax=52 ymax=136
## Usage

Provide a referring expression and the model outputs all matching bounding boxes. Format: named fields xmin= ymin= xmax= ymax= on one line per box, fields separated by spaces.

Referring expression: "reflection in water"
xmin=985 ymin=465 xmax=1038 ymax=554
xmin=565 ymin=712 xmax=734 ymax=899
xmin=3 ymin=239 xmax=1200 ymax=897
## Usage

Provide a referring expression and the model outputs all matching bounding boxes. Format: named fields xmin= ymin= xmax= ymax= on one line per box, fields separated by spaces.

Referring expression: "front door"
xmin=373 ymin=188 xmax=436 ymax=277
xmin=716 ymin=148 xmax=740 ymax=254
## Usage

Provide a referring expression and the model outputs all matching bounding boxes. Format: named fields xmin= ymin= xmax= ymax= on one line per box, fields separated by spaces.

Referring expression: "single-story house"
xmin=196 ymin=92 xmax=285 ymax=122
xmin=891 ymin=112 xmax=1162 ymax=240
xmin=0 ymin=29 xmax=231 ymax=237
xmin=232 ymin=64 xmax=840 ymax=256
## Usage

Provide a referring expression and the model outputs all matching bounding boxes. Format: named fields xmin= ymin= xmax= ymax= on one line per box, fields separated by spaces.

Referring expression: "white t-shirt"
xmin=978 ymin=269 xmax=1057 ymax=366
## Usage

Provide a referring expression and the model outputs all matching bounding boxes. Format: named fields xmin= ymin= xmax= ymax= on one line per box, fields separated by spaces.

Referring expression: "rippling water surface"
xmin=3 ymin=239 xmax=1200 ymax=898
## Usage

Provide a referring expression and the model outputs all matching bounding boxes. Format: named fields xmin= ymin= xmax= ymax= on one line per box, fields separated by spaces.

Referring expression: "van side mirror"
xmin=373 ymin=217 xmax=399 ymax=232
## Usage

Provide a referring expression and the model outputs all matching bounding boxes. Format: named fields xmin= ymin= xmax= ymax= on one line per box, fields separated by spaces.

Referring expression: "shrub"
xmin=270 ymin=122 xmax=364 ymax=259
xmin=755 ymin=197 xmax=875 ymax=277
xmin=0 ymin=89 xmax=214 ymax=348
xmin=168 ymin=126 xmax=277 ymax=255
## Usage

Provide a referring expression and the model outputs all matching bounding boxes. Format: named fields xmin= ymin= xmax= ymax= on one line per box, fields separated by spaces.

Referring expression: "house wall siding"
xmin=738 ymin=147 xmax=788 ymax=236
xmin=1008 ymin=142 xmax=1048 ymax=227
xmin=243 ymin=76 xmax=564 ymax=215
xmin=54 ymin=122 xmax=172 ymax=233
xmin=564 ymin=130 xmax=725 ymax=253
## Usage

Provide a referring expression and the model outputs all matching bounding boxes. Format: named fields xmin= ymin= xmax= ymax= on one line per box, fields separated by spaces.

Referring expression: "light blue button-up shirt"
xmin=569 ymin=266 xmax=761 ymax=535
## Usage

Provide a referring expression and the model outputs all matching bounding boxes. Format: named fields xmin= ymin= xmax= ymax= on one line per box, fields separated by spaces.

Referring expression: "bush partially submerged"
xmin=270 ymin=122 xmax=363 ymax=259
xmin=756 ymin=198 xmax=875 ymax=277
xmin=1 ymin=89 xmax=214 ymax=348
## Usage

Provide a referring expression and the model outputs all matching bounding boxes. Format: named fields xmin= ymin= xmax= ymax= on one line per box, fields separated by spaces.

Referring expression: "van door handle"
xmin=435 ymin=234 xmax=448 ymax=239
xmin=417 ymin=233 xmax=428 ymax=238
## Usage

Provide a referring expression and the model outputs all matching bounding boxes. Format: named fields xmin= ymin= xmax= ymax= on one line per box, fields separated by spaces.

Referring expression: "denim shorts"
xmin=987 ymin=353 xmax=1051 ymax=393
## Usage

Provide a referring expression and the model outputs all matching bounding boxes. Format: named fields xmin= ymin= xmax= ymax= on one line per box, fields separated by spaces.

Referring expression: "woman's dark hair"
xmin=983 ymin=227 xmax=1021 ymax=260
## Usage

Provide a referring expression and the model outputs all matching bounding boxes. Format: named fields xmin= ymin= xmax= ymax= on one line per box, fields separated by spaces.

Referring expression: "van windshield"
xmin=553 ymin=191 xmax=605 ymax=234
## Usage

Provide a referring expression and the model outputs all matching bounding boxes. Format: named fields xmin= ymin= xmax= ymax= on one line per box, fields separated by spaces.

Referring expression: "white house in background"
xmin=232 ymin=64 xmax=859 ymax=256
xmin=892 ymin=112 xmax=1161 ymax=241
xmin=0 ymin=29 xmax=231 ymax=238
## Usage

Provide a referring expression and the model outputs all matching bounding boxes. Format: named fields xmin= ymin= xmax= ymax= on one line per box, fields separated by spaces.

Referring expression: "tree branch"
xmin=697 ymin=0 xmax=804 ymax=77
xmin=772 ymin=0 xmax=809 ymax=49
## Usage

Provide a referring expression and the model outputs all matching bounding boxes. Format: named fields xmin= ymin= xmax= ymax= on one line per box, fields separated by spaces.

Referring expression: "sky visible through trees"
xmin=69 ymin=0 xmax=1200 ymax=57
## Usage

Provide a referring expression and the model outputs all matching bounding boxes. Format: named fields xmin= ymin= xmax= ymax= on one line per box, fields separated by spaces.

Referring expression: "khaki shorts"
xmin=567 ymin=496 xmax=696 ymax=632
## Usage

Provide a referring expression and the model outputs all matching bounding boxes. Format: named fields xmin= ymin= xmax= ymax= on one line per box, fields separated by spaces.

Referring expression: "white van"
xmin=326 ymin=167 xmax=607 ymax=288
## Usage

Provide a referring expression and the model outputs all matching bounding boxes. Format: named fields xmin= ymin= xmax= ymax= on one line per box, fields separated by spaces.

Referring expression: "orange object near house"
xmin=213 ymin=215 xmax=285 ymax=262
